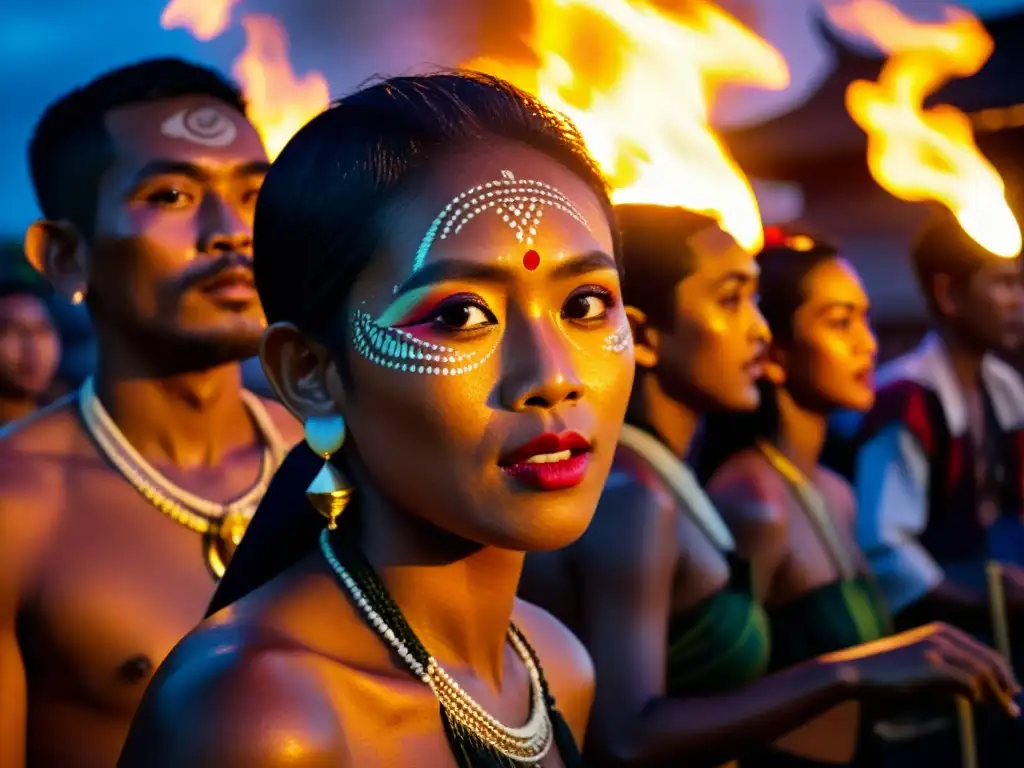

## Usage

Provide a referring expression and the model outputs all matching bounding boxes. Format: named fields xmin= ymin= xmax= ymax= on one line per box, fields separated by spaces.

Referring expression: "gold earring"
xmin=304 ymin=414 xmax=353 ymax=530
xmin=70 ymin=290 xmax=85 ymax=305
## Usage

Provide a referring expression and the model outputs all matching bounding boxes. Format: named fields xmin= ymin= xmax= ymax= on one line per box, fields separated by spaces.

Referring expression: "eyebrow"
xmin=130 ymin=159 xmax=271 ymax=187
xmin=815 ymin=300 xmax=870 ymax=314
xmin=715 ymin=270 xmax=759 ymax=287
xmin=394 ymin=249 xmax=617 ymax=295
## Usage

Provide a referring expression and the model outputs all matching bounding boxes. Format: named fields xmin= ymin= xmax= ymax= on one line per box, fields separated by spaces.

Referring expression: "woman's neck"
xmin=630 ymin=372 xmax=702 ymax=459
xmin=773 ymin=387 xmax=828 ymax=478
xmin=352 ymin=475 xmax=524 ymax=693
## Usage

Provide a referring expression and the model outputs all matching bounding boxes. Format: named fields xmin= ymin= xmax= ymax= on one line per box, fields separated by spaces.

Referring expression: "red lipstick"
xmin=499 ymin=431 xmax=593 ymax=491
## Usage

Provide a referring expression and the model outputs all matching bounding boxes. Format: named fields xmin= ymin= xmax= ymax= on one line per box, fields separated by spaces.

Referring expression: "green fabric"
xmin=767 ymin=577 xmax=891 ymax=673
xmin=666 ymin=557 xmax=772 ymax=696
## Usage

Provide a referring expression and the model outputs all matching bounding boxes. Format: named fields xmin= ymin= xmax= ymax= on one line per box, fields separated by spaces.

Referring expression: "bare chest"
xmin=322 ymin=662 xmax=570 ymax=768
xmin=22 ymin=471 xmax=227 ymax=714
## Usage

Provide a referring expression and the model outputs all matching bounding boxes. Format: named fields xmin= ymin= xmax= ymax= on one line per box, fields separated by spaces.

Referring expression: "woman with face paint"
xmin=695 ymin=227 xmax=1023 ymax=766
xmin=117 ymin=72 xmax=635 ymax=768
xmin=519 ymin=208 xmax=1020 ymax=768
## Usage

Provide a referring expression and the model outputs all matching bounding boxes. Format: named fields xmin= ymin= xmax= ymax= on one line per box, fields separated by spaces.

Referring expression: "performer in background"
xmin=852 ymin=213 xmax=1024 ymax=639
xmin=0 ymin=58 xmax=299 ymax=768
xmin=119 ymin=71 xmax=634 ymax=767
xmin=519 ymin=207 xmax=1018 ymax=768
xmin=0 ymin=278 xmax=60 ymax=428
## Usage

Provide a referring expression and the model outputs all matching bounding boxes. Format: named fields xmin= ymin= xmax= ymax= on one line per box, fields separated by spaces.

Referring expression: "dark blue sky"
xmin=1 ymin=0 xmax=1020 ymax=238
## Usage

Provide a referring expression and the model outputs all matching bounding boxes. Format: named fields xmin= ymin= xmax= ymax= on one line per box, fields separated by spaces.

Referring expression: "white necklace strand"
xmin=319 ymin=529 xmax=554 ymax=763
xmin=78 ymin=377 xmax=287 ymax=577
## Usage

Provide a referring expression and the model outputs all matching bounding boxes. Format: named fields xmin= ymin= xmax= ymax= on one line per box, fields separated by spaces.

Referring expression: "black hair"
xmin=911 ymin=206 xmax=1021 ymax=317
xmin=209 ymin=70 xmax=607 ymax=767
xmin=693 ymin=226 xmax=840 ymax=484
xmin=29 ymin=57 xmax=246 ymax=239
xmin=210 ymin=70 xmax=615 ymax=612
xmin=0 ymin=277 xmax=52 ymax=303
xmin=616 ymin=204 xmax=718 ymax=330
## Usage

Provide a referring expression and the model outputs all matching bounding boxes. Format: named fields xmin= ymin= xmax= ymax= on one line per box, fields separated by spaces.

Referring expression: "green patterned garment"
xmin=767 ymin=576 xmax=891 ymax=673
xmin=666 ymin=556 xmax=773 ymax=696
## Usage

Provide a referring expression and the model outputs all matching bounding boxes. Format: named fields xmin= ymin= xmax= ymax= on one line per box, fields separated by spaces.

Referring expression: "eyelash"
xmin=396 ymin=285 xmax=618 ymax=334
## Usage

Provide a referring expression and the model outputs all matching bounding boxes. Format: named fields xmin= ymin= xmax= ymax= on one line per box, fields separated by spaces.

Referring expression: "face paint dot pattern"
xmin=400 ymin=170 xmax=590 ymax=293
xmin=352 ymin=310 xmax=498 ymax=376
xmin=602 ymin=325 xmax=632 ymax=353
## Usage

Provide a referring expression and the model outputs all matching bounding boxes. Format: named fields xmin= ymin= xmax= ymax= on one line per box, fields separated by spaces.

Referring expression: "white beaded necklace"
xmin=78 ymin=376 xmax=287 ymax=577
xmin=319 ymin=529 xmax=554 ymax=764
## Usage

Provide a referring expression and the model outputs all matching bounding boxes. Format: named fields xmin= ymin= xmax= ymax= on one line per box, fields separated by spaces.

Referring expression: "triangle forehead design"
xmin=397 ymin=170 xmax=591 ymax=293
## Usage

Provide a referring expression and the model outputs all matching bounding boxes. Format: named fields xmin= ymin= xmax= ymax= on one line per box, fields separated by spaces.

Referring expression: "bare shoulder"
xmin=512 ymin=598 xmax=594 ymax=744
xmin=577 ymin=446 xmax=679 ymax=567
xmin=817 ymin=466 xmax=856 ymax=532
xmin=120 ymin=618 xmax=348 ymax=768
xmin=706 ymin=449 xmax=789 ymax=552
xmin=254 ymin=396 xmax=303 ymax=446
xmin=0 ymin=398 xmax=81 ymax=591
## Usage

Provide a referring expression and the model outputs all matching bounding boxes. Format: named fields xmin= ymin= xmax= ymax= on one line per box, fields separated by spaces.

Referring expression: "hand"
xmin=820 ymin=622 xmax=1021 ymax=717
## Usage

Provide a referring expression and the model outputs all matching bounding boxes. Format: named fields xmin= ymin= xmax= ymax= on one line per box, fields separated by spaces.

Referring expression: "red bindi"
xmin=523 ymin=249 xmax=540 ymax=271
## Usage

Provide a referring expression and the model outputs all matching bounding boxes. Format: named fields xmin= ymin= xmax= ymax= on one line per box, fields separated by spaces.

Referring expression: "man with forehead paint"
xmin=0 ymin=58 xmax=301 ymax=768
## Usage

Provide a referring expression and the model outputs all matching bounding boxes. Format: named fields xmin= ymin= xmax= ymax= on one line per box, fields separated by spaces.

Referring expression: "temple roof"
xmin=722 ymin=10 xmax=1024 ymax=181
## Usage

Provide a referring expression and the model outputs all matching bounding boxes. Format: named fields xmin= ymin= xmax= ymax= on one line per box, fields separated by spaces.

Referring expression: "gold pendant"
xmin=204 ymin=508 xmax=252 ymax=580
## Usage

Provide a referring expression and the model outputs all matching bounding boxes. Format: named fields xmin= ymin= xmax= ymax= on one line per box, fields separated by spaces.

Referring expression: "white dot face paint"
xmin=161 ymin=106 xmax=238 ymax=147
xmin=602 ymin=324 xmax=633 ymax=354
xmin=352 ymin=309 xmax=498 ymax=377
xmin=397 ymin=169 xmax=592 ymax=294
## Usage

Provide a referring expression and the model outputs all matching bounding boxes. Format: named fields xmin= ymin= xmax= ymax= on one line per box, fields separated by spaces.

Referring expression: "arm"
xmin=573 ymin=477 xmax=854 ymax=768
xmin=0 ymin=444 xmax=54 ymax=768
xmin=118 ymin=634 xmax=347 ymax=768
xmin=853 ymin=426 xmax=992 ymax=633
xmin=0 ymin=533 xmax=27 ymax=768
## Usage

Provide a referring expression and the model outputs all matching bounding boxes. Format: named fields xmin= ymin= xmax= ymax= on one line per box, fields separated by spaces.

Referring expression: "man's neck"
xmin=629 ymin=373 xmax=701 ymax=459
xmin=773 ymin=387 xmax=828 ymax=478
xmin=92 ymin=354 xmax=256 ymax=470
xmin=938 ymin=326 xmax=985 ymax=394
xmin=0 ymin=394 xmax=38 ymax=427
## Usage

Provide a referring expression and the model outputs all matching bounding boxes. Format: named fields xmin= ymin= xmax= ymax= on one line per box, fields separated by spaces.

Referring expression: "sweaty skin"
xmin=118 ymin=142 xmax=634 ymax=767
xmin=0 ymin=94 xmax=301 ymax=768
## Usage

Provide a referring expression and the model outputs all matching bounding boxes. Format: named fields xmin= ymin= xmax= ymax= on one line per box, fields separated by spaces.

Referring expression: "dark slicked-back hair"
xmin=209 ymin=70 xmax=616 ymax=616
xmin=616 ymin=204 xmax=719 ymax=331
xmin=0 ymin=276 xmax=53 ymax=303
xmin=29 ymin=57 xmax=246 ymax=239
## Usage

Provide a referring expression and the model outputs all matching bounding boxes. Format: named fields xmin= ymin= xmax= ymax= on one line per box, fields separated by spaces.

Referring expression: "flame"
xmin=160 ymin=0 xmax=240 ymax=42
xmin=466 ymin=0 xmax=789 ymax=254
xmin=160 ymin=3 xmax=329 ymax=162
xmin=827 ymin=0 xmax=1021 ymax=258
xmin=232 ymin=15 xmax=330 ymax=161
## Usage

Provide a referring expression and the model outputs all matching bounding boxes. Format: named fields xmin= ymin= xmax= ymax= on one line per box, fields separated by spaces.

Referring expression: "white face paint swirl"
xmin=397 ymin=169 xmax=591 ymax=293
xmin=352 ymin=310 xmax=498 ymax=377
xmin=160 ymin=107 xmax=238 ymax=147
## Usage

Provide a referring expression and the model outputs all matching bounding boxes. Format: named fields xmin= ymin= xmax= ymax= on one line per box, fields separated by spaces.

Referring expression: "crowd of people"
xmin=1 ymin=56 xmax=1024 ymax=767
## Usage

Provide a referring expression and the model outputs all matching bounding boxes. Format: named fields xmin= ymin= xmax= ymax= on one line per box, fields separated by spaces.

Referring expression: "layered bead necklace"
xmin=78 ymin=376 xmax=287 ymax=578
xmin=319 ymin=527 xmax=563 ymax=766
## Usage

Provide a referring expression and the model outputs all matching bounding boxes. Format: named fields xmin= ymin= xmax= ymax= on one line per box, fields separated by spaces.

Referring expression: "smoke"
xmin=213 ymin=0 xmax=538 ymax=99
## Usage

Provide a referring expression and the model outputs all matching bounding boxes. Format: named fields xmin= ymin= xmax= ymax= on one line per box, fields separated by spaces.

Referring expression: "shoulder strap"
xmin=755 ymin=440 xmax=857 ymax=581
xmin=617 ymin=424 xmax=734 ymax=552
